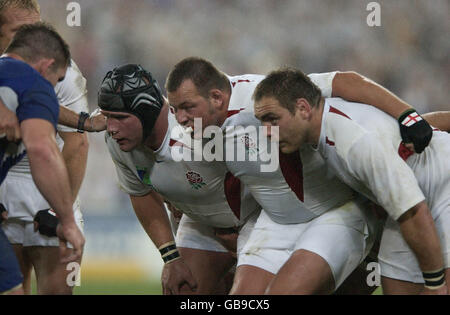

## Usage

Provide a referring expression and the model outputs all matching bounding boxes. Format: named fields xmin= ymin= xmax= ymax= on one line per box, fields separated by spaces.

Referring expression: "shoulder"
xmin=226 ymin=74 xmax=265 ymax=119
xmin=54 ymin=59 xmax=88 ymax=107
xmin=322 ymin=98 xmax=369 ymax=158
xmin=0 ymin=57 xmax=44 ymax=93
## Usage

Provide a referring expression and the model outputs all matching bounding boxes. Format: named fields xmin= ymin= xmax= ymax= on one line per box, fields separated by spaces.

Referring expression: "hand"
xmin=56 ymin=222 xmax=85 ymax=263
xmin=420 ymin=285 xmax=447 ymax=295
xmin=398 ymin=109 xmax=433 ymax=154
xmin=161 ymin=258 xmax=197 ymax=295
xmin=85 ymin=109 xmax=107 ymax=132
xmin=0 ymin=103 xmax=21 ymax=142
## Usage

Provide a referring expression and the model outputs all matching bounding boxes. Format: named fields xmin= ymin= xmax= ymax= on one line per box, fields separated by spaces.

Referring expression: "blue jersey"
xmin=0 ymin=57 xmax=59 ymax=185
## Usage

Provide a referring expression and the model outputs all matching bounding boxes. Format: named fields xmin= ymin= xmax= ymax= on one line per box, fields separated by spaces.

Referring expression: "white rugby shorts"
xmin=237 ymin=199 xmax=377 ymax=289
xmin=0 ymin=173 xmax=84 ymax=247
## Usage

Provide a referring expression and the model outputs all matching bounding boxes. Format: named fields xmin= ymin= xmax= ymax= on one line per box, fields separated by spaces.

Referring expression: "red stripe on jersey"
xmin=329 ymin=106 xmax=351 ymax=119
xmin=279 ymin=150 xmax=304 ymax=202
xmin=227 ymin=108 xmax=245 ymax=118
xmin=398 ymin=143 xmax=414 ymax=161
xmin=231 ymin=79 xmax=251 ymax=87
xmin=224 ymin=172 xmax=241 ymax=219
xmin=326 ymin=137 xmax=335 ymax=146
xmin=169 ymin=139 xmax=190 ymax=149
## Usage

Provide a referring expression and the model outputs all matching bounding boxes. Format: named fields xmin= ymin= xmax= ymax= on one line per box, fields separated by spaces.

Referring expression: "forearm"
xmin=398 ymin=201 xmax=444 ymax=272
xmin=332 ymin=71 xmax=412 ymax=118
xmin=60 ymin=132 xmax=89 ymax=202
xmin=130 ymin=193 xmax=175 ymax=248
xmin=422 ymin=111 xmax=450 ymax=132
xmin=58 ymin=105 xmax=81 ymax=129
xmin=27 ymin=139 xmax=75 ymax=225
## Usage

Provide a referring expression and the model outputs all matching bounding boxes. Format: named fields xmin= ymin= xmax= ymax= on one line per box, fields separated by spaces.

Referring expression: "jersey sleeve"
xmin=105 ymin=135 xmax=153 ymax=197
xmin=308 ymin=72 xmax=337 ymax=98
xmin=346 ymin=133 xmax=425 ymax=220
xmin=17 ymin=77 xmax=59 ymax=130
xmin=55 ymin=62 xmax=89 ymax=133
xmin=111 ymin=158 xmax=153 ymax=197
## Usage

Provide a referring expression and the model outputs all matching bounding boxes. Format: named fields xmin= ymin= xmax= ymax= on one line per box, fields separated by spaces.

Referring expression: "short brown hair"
xmin=0 ymin=0 xmax=40 ymax=29
xmin=165 ymin=57 xmax=230 ymax=98
xmin=253 ymin=68 xmax=322 ymax=114
xmin=5 ymin=21 xmax=71 ymax=69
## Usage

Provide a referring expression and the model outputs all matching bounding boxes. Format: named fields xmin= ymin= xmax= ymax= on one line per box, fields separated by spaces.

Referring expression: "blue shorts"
xmin=0 ymin=227 xmax=23 ymax=293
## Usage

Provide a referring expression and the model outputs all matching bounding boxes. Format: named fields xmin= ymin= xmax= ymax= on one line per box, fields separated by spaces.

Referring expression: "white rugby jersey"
xmin=107 ymin=111 xmax=260 ymax=228
xmin=222 ymin=73 xmax=355 ymax=224
xmin=6 ymin=60 xmax=89 ymax=175
xmin=317 ymin=98 xmax=428 ymax=220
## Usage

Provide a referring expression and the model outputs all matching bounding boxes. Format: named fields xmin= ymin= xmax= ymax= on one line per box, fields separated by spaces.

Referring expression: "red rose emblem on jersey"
xmin=240 ymin=135 xmax=259 ymax=155
xmin=186 ymin=171 xmax=206 ymax=189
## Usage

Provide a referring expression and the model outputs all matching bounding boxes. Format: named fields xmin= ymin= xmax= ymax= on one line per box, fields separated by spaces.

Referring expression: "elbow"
xmin=65 ymin=133 xmax=89 ymax=156
xmin=25 ymin=138 xmax=58 ymax=162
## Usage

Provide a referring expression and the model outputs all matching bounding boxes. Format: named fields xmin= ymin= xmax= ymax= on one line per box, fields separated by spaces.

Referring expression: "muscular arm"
xmin=21 ymin=119 xmax=74 ymax=225
xmin=332 ymin=71 xmax=412 ymax=118
xmin=130 ymin=192 xmax=197 ymax=294
xmin=58 ymin=131 xmax=89 ymax=202
xmin=21 ymin=118 xmax=84 ymax=261
xmin=422 ymin=111 xmax=450 ymax=132
xmin=130 ymin=192 xmax=175 ymax=247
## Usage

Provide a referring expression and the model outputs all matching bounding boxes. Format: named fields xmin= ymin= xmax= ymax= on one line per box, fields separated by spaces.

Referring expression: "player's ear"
xmin=209 ymin=89 xmax=225 ymax=109
xmin=34 ymin=58 xmax=56 ymax=76
xmin=295 ymin=98 xmax=312 ymax=119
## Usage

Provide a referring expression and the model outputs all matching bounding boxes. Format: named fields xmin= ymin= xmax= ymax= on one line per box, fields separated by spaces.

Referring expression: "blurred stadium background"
xmin=35 ymin=0 xmax=449 ymax=294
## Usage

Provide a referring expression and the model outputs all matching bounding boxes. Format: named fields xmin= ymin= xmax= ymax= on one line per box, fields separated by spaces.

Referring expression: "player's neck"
xmin=217 ymin=87 xmax=231 ymax=126
xmin=144 ymin=104 xmax=169 ymax=150
xmin=2 ymin=53 xmax=25 ymax=63
xmin=307 ymin=98 xmax=325 ymax=146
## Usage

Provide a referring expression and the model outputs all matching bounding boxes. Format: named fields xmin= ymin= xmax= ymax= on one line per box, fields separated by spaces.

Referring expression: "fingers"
xmin=5 ymin=125 xmax=21 ymax=142
xmin=186 ymin=274 xmax=198 ymax=292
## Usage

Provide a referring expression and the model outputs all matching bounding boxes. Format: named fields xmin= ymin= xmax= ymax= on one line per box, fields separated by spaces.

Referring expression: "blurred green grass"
xmin=31 ymin=279 xmax=162 ymax=295
xmin=32 ymin=279 xmax=382 ymax=295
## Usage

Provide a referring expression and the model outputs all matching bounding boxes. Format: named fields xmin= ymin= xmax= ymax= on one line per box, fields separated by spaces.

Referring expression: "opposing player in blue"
xmin=0 ymin=22 xmax=84 ymax=295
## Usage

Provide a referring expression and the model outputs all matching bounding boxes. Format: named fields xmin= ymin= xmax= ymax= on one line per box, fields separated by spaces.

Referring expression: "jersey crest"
xmin=186 ymin=171 xmax=206 ymax=190
xmin=136 ymin=166 xmax=155 ymax=189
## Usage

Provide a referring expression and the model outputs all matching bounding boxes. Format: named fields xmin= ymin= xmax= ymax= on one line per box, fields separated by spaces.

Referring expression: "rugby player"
xmin=165 ymin=57 xmax=438 ymax=294
xmin=0 ymin=0 xmax=103 ymax=294
xmin=98 ymin=64 xmax=263 ymax=294
xmin=252 ymin=68 xmax=449 ymax=294
xmin=0 ymin=22 xmax=84 ymax=295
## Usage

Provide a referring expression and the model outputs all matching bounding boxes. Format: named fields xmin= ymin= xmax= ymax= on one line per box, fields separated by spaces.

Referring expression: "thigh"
xmin=11 ymin=244 xmax=32 ymax=295
xmin=230 ymin=265 xmax=274 ymax=295
xmin=237 ymin=210 xmax=303 ymax=276
xmin=177 ymin=247 xmax=235 ymax=294
xmin=26 ymin=246 xmax=82 ymax=295
xmin=267 ymin=249 xmax=334 ymax=295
